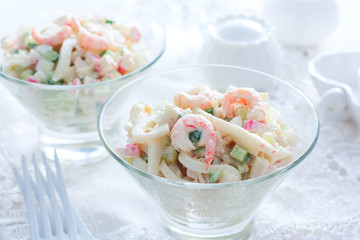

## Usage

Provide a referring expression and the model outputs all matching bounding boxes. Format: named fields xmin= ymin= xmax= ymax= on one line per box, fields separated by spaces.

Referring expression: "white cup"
xmin=309 ymin=51 xmax=360 ymax=125
xmin=198 ymin=14 xmax=283 ymax=77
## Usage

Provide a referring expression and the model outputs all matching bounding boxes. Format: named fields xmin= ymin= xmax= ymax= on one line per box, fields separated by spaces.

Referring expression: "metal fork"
xmin=13 ymin=152 xmax=95 ymax=240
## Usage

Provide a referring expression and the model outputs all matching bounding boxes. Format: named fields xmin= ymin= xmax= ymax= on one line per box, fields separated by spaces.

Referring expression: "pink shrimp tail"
xmin=31 ymin=29 xmax=42 ymax=44
xmin=222 ymin=88 xmax=265 ymax=119
xmin=70 ymin=17 xmax=81 ymax=32
xmin=205 ymin=153 xmax=214 ymax=170
xmin=31 ymin=26 xmax=72 ymax=46
xmin=205 ymin=158 xmax=212 ymax=170
xmin=78 ymin=28 xmax=110 ymax=52
xmin=204 ymin=131 xmax=216 ymax=170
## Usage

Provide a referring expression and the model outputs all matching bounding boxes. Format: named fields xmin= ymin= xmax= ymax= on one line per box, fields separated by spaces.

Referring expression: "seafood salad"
xmin=118 ymin=85 xmax=300 ymax=183
xmin=0 ymin=15 xmax=148 ymax=85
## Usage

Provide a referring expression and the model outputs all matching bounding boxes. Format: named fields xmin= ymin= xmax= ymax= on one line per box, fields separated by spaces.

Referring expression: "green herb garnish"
xmin=28 ymin=43 xmax=38 ymax=49
xmin=189 ymin=130 xmax=202 ymax=143
xmin=99 ymin=50 xmax=107 ymax=57
xmin=205 ymin=107 xmax=214 ymax=115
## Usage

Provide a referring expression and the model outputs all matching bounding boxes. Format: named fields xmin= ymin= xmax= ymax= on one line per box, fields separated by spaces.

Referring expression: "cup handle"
xmin=318 ymin=87 xmax=350 ymax=122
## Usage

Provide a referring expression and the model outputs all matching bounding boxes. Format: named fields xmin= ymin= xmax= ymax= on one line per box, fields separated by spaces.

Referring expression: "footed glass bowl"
xmin=98 ymin=65 xmax=319 ymax=239
xmin=0 ymin=1 xmax=166 ymax=164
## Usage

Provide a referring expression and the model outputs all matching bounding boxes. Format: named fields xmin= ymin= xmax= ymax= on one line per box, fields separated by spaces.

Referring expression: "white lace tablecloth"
xmin=1 ymin=0 xmax=360 ymax=239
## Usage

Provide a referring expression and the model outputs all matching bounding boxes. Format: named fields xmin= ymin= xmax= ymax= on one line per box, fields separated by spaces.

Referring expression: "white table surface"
xmin=1 ymin=0 xmax=360 ymax=239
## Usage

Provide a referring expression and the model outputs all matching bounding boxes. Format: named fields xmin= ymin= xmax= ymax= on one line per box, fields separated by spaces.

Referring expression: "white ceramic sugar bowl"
xmin=263 ymin=0 xmax=339 ymax=47
xmin=198 ymin=14 xmax=283 ymax=77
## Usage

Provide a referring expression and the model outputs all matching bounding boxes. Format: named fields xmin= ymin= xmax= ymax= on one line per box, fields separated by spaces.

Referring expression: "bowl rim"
xmin=0 ymin=21 xmax=166 ymax=91
xmin=98 ymin=64 xmax=320 ymax=189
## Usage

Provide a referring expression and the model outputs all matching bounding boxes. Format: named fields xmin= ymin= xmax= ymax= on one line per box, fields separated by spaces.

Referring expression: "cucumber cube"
xmin=193 ymin=147 xmax=205 ymax=158
xmin=209 ymin=170 xmax=222 ymax=183
xmin=230 ymin=145 xmax=250 ymax=163
xmin=27 ymin=42 xmax=38 ymax=49
xmin=43 ymin=50 xmax=59 ymax=62
xmin=262 ymin=132 xmax=276 ymax=145
xmin=164 ymin=136 xmax=172 ymax=146
xmin=20 ymin=69 xmax=34 ymax=80
xmin=24 ymin=35 xmax=38 ymax=49
xmin=178 ymin=108 xmax=192 ymax=118
xmin=124 ymin=157 xmax=134 ymax=164
xmin=32 ymin=71 xmax=48 ymax=83
xmin=100 ymin=50 xmax=117 ymax=59
xmin=35 ymin=44 xmax=53 ymax=55
xmin=161 ymin=146 xmax=178 ymax=164
xmin=36 ymin=58 xmax=54 ymax=75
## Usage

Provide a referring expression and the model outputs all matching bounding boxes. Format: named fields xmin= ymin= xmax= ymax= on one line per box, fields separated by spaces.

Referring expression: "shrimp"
xmin=69 ymin=16 xmax=81 ymax=32
xmin=171 ymin=114 xmax=216 ymax=169
xmin=31 ymin=25 xmax=72 ymax=46
xmin=174 ymin=86 xmax=221 ymax=111
xmin=54 ymin=14 xmax=81 ymax=32
xmin=77 ymin=27 xmax=110 ymax=52
xmin=1 ymin=37 xmax=17 ymax=50
xmin=222 ymin=88 xmax=265 ymax=121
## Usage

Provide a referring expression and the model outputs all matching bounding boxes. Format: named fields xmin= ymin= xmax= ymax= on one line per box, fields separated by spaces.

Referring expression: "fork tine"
xmin=13 ymin=169 xmax=39 ymax=239
xmin=72 ymin=209 xmax=95 ymax=239
xmin=16 ymin=156 xmax=41 ymax=240
xmin=44 ymin=155 xmax=74 ymax=237
xmin=38 ymin=157 xmax=66 ymax=226
xmin=29 ymin=153 xmax=53 ymax=238
xmin=25 ymin=158 xmax=50 ymax=238
xmin=13 ymin=168 xmax=24 ymax=194
xmin=15 ymin=153 xmax=95 ymax=240
xmin=53 ymin=151 xmax=78 ymax=238
xmin=32 ymin=155 xmax=53 ymax=239
xmin=42 ymin=153 xmax=66 ymax=239
xmin=50 ymin=151 xmax=95 ymax=239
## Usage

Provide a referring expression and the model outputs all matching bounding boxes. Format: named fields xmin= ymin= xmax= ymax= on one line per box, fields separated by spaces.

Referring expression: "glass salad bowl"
xmin=0 ymin=1 xmax=166 ymax=164
xmin=98 ymin=65 xmax=319 ymax=239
